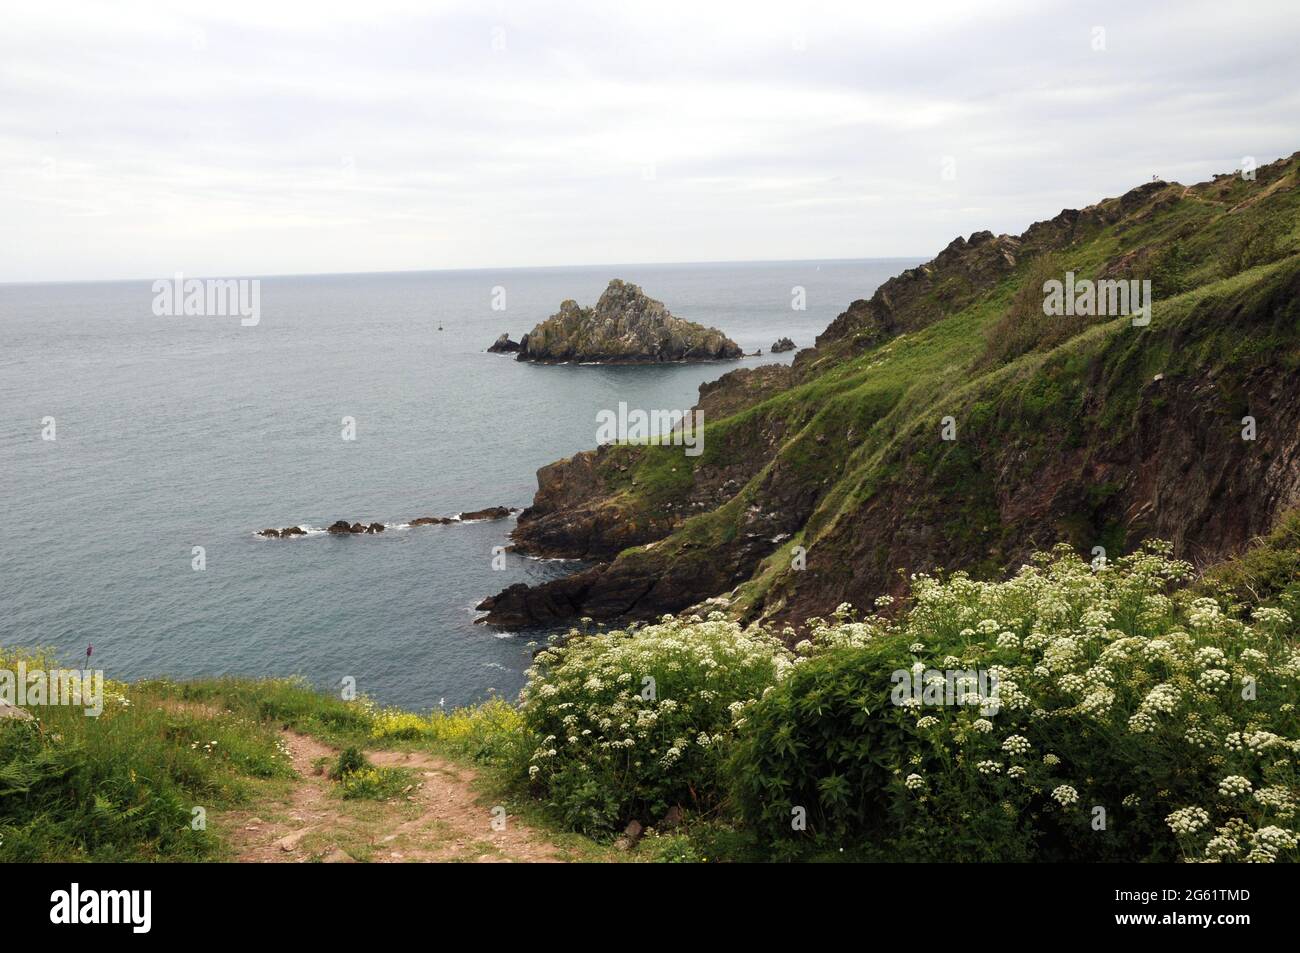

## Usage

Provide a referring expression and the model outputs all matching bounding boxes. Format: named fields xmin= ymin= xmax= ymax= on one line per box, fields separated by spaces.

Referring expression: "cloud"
xmin=1 ymin=0 xmax=1297 ymax=280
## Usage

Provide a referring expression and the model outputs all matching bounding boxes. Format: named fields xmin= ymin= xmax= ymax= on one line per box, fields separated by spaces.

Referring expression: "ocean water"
xmin=0 ymin=259 xmax=912 ymax=710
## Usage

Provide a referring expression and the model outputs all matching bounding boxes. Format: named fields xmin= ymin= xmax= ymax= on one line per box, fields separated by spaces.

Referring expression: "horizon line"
xmin=0 ymin=254 xmax=929 ymax=289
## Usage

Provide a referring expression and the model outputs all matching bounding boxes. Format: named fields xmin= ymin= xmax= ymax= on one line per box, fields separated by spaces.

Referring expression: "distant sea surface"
xmin=0 ymin=259 xmax=914 ymax=710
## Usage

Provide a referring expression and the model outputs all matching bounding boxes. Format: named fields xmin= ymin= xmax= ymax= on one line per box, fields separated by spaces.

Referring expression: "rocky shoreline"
xmin=257 ymin=506 xmax=517 ymax=539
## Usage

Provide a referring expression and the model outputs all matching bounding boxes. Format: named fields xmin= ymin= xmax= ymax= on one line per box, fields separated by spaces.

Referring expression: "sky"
xmin=2 ymin=0 xmax=1299 ymax=282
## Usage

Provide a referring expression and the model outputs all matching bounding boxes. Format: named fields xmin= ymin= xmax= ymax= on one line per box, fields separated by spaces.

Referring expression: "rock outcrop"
xmin=487 ymin=333 xmax=522 ymax=353
xmin=770 ymin=337 xmax=796 ymax=353
xmin=459 ymin=506 xmax=515 ymax=521
xmin=326 ymin=520 xmax=383 ymax=535
xmin=515 ymin=280 xmax=742 ymax=364
xmin=259 ymin=526 xmax=306 ymax=538
xmin=259 ymin=508 xmax=517 ymax=538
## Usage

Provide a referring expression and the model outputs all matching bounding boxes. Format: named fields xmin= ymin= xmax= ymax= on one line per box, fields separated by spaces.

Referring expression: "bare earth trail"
xmin=225 ymin=730 xmax=564 ymax=863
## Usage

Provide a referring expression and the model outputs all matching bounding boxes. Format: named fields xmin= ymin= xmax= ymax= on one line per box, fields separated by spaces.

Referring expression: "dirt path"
xmin=225 ymin=730 xmax=563 ymax=863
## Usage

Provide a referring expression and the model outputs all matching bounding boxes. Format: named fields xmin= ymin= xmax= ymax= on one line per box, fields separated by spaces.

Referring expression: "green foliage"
xmin=336 ymin=765 xmax=412 ymax=801
xmin=0 ymin=655 xmax=293 ymax=861
xmin=726 ymin=637 xmax=916 ymax=859
xmin=518 ymin=614 xmax=792 ymax=834
xmin=329 ymin=745 xmax=367 ymax=780
xmin=370 ymin=697 xmax=528 ymax=764
xmin=323 ymin=744 xmax=412 ymax=799
xmin=1222 ymin=218 xmax=1291 ymax=278
xmin=978 ymin=254 xmax=1100 ymax=368
xmin=726 ymin=545 xmax=1300 ymax=862
xmin=146 ymin=675 xmax=375 ymax=747
xmin=1151 ymin=240 xmax=1194 ymax=297
xmin=1200 ymin=507 xmax=1300 ymax=620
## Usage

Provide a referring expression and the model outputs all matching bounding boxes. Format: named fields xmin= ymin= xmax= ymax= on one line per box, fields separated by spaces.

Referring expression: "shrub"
xmin=1151 ymin=240 xmax=1194 ymax=297
xmin=1222 ymin=218 xmax=1291 ymax=277
xmin=729 ymin=544 xmax=1300 ymax=862
xmin=336 ymin=765 xmax=411 ymax=801
xmin=519 ymin=614 xmax=791 ymax=834
xmin=328 ymin=746 xmax=367 ymax=780
xmin=726 ymin=637 xmax=922 ymax=860
xmin=978 ymin=254 xmax=1100 ymax=369
xmin=370 ymin=697 xmax=527 ymax=764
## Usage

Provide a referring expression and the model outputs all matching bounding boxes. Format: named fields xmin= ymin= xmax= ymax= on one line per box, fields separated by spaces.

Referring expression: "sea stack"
xmin=514 ymin=279 xmax=742 ymax=364
xmin=487 ymin=333 xmax=522 ymax=353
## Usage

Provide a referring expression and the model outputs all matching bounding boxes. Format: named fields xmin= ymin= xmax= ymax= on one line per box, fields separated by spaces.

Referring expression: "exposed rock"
xmin=770 ymin=336 xmax=796 ymax=353
xmin=660 ymin=805 xmax=686 ymax=830
xmin=264 ymin=510 xmax=517 ymax=538
xmin=487 ymin=333 xmax=522 ymax=353
xmin=459 ymin=506 xmax=516 ymax=522
xmin=695 ymin=364 xmax=794 ymax=423
xmin=614 ymin=819 xmax=644 ymax=850
xmin=275 ymin=829 xmax=310 ymax=852
xmin=0 ymin=701 xmax=34 ymax=721
xmin=516 ymin=279 xmax=742 ymax=364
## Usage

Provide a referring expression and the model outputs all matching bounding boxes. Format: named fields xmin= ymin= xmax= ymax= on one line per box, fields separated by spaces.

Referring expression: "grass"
xmin=0 ymin=664 xmax=653 ymax=862
xmin=0 ymin=652 xmax=295 ymax=861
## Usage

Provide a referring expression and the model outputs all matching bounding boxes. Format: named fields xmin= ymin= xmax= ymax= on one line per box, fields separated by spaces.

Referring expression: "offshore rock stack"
xmin=495 ymin=279 xmax=742 ymax=364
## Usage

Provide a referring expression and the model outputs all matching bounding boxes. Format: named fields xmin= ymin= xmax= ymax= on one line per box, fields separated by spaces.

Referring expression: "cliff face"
xmin=481 ymin=153 xmax=1300 ymax=631
xmin=517 ymin=279 xmax=743 ymax=363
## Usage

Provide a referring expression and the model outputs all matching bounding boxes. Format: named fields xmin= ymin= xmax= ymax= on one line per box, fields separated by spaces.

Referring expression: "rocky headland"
xmin=477 ymin=153 xmax=1300 ymax=630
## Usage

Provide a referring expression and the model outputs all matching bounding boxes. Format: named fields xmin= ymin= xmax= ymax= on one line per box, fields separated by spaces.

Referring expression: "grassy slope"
xmin=582 ymin=154 xmax=1300 ymax=622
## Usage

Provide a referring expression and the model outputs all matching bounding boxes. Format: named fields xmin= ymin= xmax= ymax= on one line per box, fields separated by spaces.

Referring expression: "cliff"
xmin=480 ymin=152 xmax=1300 ymax=630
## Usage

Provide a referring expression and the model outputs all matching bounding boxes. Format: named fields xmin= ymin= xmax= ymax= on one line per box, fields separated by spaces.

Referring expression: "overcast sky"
xmin=2 ymin=0 xmax=1298 ymax=282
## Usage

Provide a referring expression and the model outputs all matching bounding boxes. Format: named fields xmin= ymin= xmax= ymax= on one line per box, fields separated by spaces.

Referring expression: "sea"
xmin=0 ymin=259 xmax=913 ymax=710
